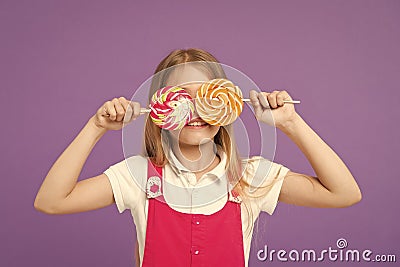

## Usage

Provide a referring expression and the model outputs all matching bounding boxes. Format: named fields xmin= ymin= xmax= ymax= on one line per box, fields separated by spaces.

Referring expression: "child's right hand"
xmin=92 ymin=97 xmax=141 ymax=131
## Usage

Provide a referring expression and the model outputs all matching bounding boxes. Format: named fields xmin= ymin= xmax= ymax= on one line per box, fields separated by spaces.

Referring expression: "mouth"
xmin=185 ymin=118 xmax=209 ymax=128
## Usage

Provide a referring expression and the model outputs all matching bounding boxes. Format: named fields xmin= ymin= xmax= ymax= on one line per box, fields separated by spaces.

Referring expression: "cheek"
xmin=167 ymin=130 xmax=180 ymax=140
xmin=210 ymin=125 xmax=220 ymax=136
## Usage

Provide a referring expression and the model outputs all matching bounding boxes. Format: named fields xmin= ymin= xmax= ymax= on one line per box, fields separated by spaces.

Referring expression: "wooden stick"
xmin=103 ymin=107 xmax=150 ymax=117
xmin=242 ymin=99 xmax=300 ymax=104
xmin=140 ymin=108 xmax=151 ymax=114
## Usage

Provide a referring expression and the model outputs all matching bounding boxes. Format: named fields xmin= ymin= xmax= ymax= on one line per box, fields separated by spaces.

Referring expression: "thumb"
xmin=249 ymin=90 xmax=263 ymax=119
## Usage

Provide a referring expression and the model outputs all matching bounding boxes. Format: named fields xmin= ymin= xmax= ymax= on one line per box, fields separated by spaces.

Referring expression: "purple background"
xmin=1 ymin=0 xmax=399 ymax=266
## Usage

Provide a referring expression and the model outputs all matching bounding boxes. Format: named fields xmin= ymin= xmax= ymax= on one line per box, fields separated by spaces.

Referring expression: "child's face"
xmin=165 ymin=65 xmax=220 ymax=147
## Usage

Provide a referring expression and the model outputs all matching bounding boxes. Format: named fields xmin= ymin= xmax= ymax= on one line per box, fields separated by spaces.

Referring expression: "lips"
xmin=186 ymin=118 xmax=208 ymax=127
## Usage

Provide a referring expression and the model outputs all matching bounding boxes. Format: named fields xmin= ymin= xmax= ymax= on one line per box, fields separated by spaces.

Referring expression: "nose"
xmin=192 ymin=102 xmax=200 ymax=119
xmin=180 ymin=85 xmax=201 ymax=119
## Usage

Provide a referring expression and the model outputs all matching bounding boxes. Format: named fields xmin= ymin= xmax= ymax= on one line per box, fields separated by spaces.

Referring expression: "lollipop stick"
xmin=104 ymin=107 xmax=150 ymax=117
xmin=233 ymin=86 xmax=300 ymax=104
xmin=140 ymin=108 xmax=151 ymax=114
xmin=242 ymin=98 xmax=300 ymax=104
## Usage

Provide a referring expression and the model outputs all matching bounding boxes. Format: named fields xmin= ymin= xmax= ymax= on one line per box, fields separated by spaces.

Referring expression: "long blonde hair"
xmin=143 ymin=48 xmax=256 ymax=235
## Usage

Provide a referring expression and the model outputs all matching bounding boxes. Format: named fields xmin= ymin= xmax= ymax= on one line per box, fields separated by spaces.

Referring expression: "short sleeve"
xmin=242 ymin=156 xmax=290 ymax=215
xmin=103 ymin=155 xmax=147 ymax=213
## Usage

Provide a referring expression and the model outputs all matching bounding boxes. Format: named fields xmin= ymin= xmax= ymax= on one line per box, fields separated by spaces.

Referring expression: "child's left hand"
xmin=249 ymin=89 xmax=298 ymax=129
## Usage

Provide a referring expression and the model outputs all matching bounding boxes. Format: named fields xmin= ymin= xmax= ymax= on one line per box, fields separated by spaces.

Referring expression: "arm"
xmin=278 ymin=113 xmax=362 ymax=207
xmin=249 ymin=90 xmax=362 ymax=208
xmin=34 ymin=117 xmax=111 ymax=214
xmin=34 ymin=97 xmax=140 ymax=214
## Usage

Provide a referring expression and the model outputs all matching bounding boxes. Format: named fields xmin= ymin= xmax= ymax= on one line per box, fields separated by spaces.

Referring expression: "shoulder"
xmin=104 ymin=155 xmax=149 ymax=188
xmin=103 ymin=155 xmax=149 ymax=213
xmin=241 ymin=156 xmax=290 ymax=187
xmin=240 ymin=156 xmax=290 ymax=215
xmin=125 ymin=155 xmax=149 ymax=168
xmin=106 ymin=155 xmax=148 ymax=171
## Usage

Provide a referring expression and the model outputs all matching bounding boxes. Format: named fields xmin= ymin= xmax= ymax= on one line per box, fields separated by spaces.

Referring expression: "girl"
xmin=34 ymin=48 xmax=362 ymax=267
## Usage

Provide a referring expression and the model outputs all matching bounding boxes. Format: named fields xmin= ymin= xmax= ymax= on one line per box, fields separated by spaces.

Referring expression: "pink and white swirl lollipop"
xmin=149 ymin=86 xmax=194 ymax=130
xmin=105 ymin=86 xmax=194 ymax=130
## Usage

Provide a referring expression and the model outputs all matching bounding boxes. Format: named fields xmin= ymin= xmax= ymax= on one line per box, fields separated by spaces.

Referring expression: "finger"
xmin=112 ymin=98 xmax=125 ymax=122
xmin=131 ymin=102 xmax=141 ymax=120
xmin=249 ymin=90 xmax=263 ymax=119
xmin=249 ymin=90 xmax=259 ymax=104
xmin=118 ymin=97 xmax=133 ymax=123
xmin=276 ymin=91 xmax=285 ymax=107
xmin=125 ymin=102 xmax=140 ymax=122
xmin=98 ymin=102 xmax=108 ymax=116
xmin=267 ymin=90 xmax=279 ymax=109
xmin=258 ymin=92 xmax=270 ymax=109
xmin=276 ymin=90 xmax=292 ymax=106
xmin=123 ymin=101 xmax=134 ymax=123
xmin=104 ymin=101 xmax=117 ymax=120
xmin=118 ymin=96 xmax=129 ymax=111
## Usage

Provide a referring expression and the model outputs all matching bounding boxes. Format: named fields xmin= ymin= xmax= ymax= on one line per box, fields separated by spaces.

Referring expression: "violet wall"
xmin=1 ymin=0 xmax=398 ymax=266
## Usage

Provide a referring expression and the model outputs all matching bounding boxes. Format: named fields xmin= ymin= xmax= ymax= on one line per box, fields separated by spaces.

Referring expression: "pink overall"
xmin=141 ymin=160 xmax=245 ymax=267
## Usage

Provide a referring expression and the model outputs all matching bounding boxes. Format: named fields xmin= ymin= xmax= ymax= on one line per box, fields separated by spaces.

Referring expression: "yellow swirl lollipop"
xmin=195 ymin=78 xmax=244 ymax=126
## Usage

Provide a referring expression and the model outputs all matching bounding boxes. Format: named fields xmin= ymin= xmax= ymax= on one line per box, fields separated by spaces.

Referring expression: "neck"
xmin=171 ymin=140 xmax=219 ymax=173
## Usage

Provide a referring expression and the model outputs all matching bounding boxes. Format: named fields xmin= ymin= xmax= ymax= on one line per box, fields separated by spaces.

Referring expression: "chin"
xmin=179 ymin=136 xmax=214 ymax=146
xmin=170 ymin=125 xmax=220 ymax=146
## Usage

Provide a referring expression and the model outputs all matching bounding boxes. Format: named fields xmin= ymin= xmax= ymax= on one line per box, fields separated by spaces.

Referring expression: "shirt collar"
xmin=167 ymin=146 xmax=227 ymax=179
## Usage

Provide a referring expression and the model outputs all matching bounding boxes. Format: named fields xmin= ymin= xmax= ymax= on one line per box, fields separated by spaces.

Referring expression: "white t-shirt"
xmin=103 ymin=151 xmax=290 ymax=267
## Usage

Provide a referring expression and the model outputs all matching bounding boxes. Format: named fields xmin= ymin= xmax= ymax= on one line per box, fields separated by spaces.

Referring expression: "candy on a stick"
xmin=195 ymin=79 xmax=244 ymax=126
xmin=196 ymin=78 xmax=301 ymax=126
xmin=149 ymin=86 xmax=194 ymax=130
xmin=104 ymin=86 xmax=193 ymax=130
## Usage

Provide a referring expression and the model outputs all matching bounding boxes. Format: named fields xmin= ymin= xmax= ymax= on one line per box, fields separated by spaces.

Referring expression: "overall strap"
xmin=228 ymin=188 xmax=243 ymax=203
xmin=146 ymin=159 xmax=163 ymax=199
